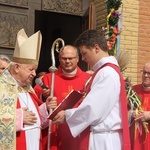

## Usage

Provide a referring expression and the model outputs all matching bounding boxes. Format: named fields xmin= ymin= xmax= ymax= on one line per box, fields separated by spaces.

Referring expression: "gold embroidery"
xmin=0 ymin=73 xmax=17 ymax=149
xmin=61 ymin=86 xmax=73 ymax=98
xmin=17 ymin=86 xmax=31 ymax=93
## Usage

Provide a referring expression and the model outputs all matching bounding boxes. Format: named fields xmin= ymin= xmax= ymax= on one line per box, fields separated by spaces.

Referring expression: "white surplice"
xmin=65 ymin=56 xmax=123 ymax=150
xmin=18 ymin=93 xmax=41 ymax=150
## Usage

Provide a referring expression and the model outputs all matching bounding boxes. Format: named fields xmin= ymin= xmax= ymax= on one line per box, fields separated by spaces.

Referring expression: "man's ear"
xmin=94 ymin=44 xmax=100 ymax=54
xmin=14 ymin=63 xmax=20 ymax=73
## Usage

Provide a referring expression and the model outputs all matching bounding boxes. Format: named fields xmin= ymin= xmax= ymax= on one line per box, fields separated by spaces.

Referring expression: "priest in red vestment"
xmin=0 ymin=28 xmax=57 ymax=150
xmin=34 ymin=45 xmax=91 ymax=150
xmin=131 ymin=61 xmax=150 ymax=150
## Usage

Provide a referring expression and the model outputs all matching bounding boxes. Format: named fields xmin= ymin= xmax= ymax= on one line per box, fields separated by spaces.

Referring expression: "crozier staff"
xmin=34 ymin=45 xmax=91 ymax=150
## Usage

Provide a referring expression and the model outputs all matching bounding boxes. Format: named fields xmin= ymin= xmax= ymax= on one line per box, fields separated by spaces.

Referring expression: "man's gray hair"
xmin=0 ymin=54 xmax=11 ymax=62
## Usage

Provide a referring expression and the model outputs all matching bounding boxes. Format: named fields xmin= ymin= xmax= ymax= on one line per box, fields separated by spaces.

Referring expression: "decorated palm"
xmin=116 ymin=51 xmax=149 ymax=133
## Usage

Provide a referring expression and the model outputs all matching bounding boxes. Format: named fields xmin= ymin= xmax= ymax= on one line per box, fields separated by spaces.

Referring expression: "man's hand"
xmin=134 ymin=110 xmax=150 ymax=122
xmin=52 ymin=110 xmax=66 ymax=124
xmin=22 ymin=107 xmax=37 ymax=125
xmin=42 ymin=88 xmax=51 ymax=98
xmin=46 ymin=96 xmax=57 ymax=110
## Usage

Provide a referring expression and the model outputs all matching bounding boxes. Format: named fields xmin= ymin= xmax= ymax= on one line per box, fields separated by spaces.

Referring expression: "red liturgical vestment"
xmin=131 ymin=84 xmax=150 ymax=150
xmin=34 ymin=66 xmax=91 ymax=150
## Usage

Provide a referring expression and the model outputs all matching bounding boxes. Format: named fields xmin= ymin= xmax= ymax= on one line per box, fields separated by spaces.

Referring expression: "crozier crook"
xmin=47 ymin=38 xmax=65 ymax=150
xmin=49 ymin=38 xmax=65 ymax=96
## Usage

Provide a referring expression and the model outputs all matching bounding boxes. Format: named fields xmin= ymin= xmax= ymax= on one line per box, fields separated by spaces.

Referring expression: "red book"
xmin=48 ymin=90 xmax=83 ymax=120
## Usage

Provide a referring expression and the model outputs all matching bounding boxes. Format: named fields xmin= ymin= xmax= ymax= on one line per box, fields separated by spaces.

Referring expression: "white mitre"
xmin=12 ymin=28 xmax=42 ymax=65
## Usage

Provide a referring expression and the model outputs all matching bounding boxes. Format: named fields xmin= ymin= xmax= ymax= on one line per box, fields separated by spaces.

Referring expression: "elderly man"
xmin=130 ymin=61 xmax=150 ymax=150
xmin=0 ymin=29 xmax=57 ymax=150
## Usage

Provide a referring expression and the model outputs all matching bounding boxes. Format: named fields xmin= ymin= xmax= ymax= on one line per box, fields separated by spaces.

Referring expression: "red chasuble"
xmin=16 ymin=92 xmax=43 ymax=150
xmin=131 ymin=84 xmax=150 ymax=150
xmin=34 ymin=66 xmax=91 ymax=150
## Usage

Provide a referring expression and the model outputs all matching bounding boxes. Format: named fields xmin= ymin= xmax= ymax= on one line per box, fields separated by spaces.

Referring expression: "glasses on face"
xmin=140 ymin=70 xmax=150 ymax=77
xmin=60 ymin=56 xmax=77 ymax=61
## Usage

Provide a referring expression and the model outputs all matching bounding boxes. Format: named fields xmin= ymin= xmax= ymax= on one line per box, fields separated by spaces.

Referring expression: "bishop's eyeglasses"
xmin=140 ymin=70 xmax=150 ymax=77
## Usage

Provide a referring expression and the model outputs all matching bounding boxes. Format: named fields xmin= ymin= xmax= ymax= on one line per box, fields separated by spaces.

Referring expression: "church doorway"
xmin=35 ymin=10 xmax=88 ymax=73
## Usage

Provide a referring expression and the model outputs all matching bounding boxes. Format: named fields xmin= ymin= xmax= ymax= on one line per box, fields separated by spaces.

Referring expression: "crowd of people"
xmin=0 ymin=28 xmax=150 ymax=150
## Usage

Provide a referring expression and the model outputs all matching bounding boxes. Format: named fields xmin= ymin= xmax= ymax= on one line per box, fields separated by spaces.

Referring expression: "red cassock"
xmin=34 ymin=66 xmax=91 ymax=150
xmin=131 ymin=84 xmax=150 ymax=150
xmin=16 ymin=92 xmax=43 ymax=150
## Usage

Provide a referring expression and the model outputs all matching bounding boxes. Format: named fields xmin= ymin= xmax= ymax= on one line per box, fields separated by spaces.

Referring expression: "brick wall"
xmin=120 ymin=0 xmax=139 ymax=85
xmin=90 ymin=0 xmax=107 ymax=32
xmin=91 ymin=0 xmax=140 ymax=85
xmin=138 ymin=0 xmax=150 ymax=83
